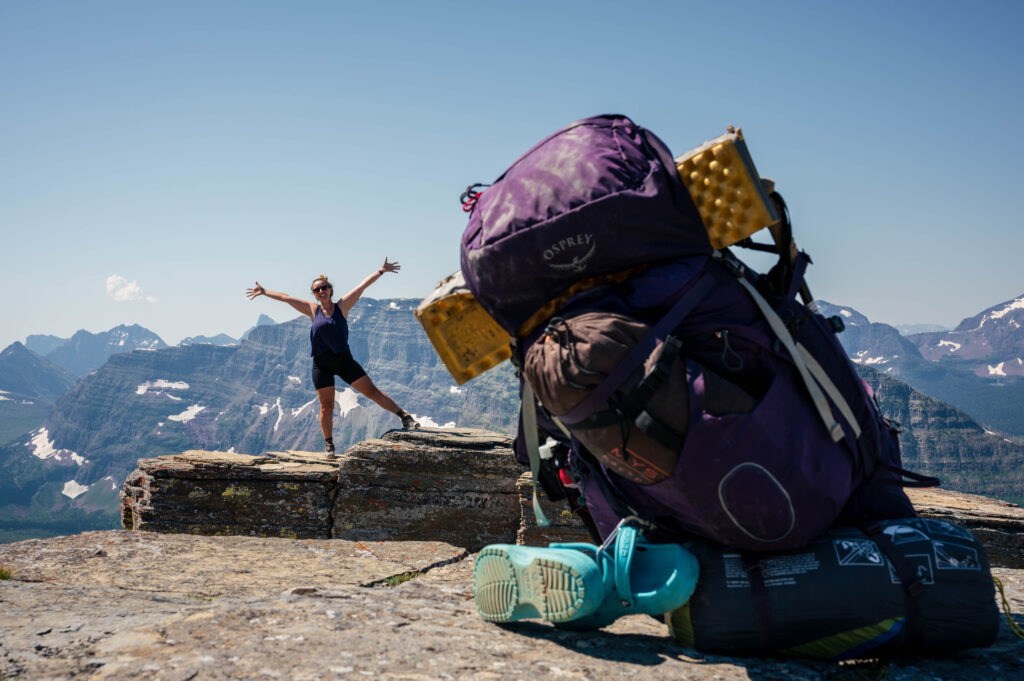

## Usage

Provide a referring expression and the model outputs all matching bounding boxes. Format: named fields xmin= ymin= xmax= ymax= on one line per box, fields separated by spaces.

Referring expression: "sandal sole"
xmin=473 ymin=546 xmax=594 ymax=623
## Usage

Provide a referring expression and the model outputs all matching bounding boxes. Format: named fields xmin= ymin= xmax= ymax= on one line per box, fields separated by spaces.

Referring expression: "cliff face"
xmin=864 ymin=366 xmax=1024 ymax=503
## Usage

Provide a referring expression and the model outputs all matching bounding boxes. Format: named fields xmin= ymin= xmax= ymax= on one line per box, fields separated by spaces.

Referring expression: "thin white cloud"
xmin=106 ymin=274 xmax=157 ymax=303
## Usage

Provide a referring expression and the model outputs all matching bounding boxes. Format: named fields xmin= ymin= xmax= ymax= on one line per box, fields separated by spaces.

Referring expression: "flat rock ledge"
xmin=1 ymin=530 xmax=1023 ymax=681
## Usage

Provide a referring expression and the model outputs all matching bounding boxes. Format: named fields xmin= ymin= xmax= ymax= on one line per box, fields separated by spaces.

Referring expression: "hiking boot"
xmin=324 ymin=440 xmax=336 ymax=460
xmin=473 ymin=544 xmax=605 ymax=624
xmin=399 ymin=411 xmax=419 ymax=430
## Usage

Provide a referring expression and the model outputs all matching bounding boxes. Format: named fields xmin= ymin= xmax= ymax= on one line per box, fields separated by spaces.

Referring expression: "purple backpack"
xmin=460 ymin=115 xmax=934 ymax=551
xmin=460 ymin=115 xmax=709 ymax=336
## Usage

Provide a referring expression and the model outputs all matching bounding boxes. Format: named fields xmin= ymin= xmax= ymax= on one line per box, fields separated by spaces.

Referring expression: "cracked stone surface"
xmin=2 ymin=530 xmax=1023 ymax=680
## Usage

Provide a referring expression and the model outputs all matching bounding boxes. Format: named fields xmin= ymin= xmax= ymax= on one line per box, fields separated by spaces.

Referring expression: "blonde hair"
xmin=311 ymin=274 xmax=332 ymax=292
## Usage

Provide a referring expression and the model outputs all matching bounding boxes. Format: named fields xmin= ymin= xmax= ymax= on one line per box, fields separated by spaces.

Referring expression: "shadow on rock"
xmin=494 ymin=620 xmax=711 ymax=667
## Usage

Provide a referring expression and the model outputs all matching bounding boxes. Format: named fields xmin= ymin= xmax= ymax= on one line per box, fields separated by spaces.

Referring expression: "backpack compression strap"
xmin=718 ymin=252 xmax=855 ymax=443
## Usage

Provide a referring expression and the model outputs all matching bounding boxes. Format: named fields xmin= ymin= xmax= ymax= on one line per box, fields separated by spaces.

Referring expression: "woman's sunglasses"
xmin=313 ymin=285 xmax=332 ymax=293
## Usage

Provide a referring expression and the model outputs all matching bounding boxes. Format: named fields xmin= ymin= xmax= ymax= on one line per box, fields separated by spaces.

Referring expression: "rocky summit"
xmin=0 ymin=531 xmax=1022 ymax=680
xmin=3 ymin=427 xmax=1024 ymax=679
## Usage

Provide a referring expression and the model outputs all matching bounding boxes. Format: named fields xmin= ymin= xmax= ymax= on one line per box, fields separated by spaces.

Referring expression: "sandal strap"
xmin=613 ymin=525 xmax=639 ymax=608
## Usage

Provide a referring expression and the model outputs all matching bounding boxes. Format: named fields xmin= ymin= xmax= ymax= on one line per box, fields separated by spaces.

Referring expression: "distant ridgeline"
xmin=2 ymin=295 xmax=1023 ymax=542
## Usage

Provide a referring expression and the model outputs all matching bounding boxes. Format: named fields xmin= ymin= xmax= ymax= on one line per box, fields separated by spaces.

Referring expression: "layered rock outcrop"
xmin=121 ymin=428 xmax=586 ymax=550
xmin=121 ymin=427 xmax=1024 ymax=568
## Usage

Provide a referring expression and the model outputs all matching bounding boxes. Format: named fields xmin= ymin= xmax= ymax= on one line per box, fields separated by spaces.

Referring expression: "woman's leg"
xmin=315 ymin=386 xmax=336 ymax=441
xmin=350 ymin=375 xmax=402 ymax=414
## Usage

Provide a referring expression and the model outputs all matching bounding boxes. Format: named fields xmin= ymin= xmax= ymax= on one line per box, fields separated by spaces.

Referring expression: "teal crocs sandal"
xmin=552 ymin=519 xmax=700 ymax=630
xmin=473 ymin=544 xmax=605 ymax=623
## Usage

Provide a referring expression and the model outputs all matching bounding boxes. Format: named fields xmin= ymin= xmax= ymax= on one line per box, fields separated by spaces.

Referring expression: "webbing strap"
xmin=796 ymin=344 xmax=862 ymax=439
xmin=787 ymin=251 xmax=811 ymax=301
xmin=550 ymin=415 xmax=573 ymax=439
xmin=559 ymin=273 xmax=715 ymax=425
xmin=743 ymin=555 xmax=777 ymax=651
xmin=521 ymin=381 xmax=550 ymax=527
xmin=735 ymin=276 xmax=844 ymax=442
xmin=863 ymin=523 xmax=923 ymax=647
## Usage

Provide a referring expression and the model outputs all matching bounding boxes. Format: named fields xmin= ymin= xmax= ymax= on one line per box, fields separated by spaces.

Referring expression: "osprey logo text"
xmin=543 ymin=233 xmax=596 ymax=273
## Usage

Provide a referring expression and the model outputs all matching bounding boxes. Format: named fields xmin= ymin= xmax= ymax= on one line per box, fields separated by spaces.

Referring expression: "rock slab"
xmin=121 ymin=428 xmax=525 ymax=549
xmin=1 ymin=530 xmax=1023 ymax=681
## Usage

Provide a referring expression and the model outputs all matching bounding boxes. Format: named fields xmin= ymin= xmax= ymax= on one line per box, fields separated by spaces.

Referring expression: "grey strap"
xmin=796 ymin=344 xmax=862 ymax=439
xmin=521 ymin=381 xmax=550 ymax=527
xmin=735 ymin=276 xmax=844 ymax=442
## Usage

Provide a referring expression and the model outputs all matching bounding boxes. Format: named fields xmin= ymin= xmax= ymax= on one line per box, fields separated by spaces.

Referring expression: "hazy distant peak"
xmin=178 ymin=333 xmax=238 ymax=347
xmin=241 ymin=314 xmax=278 ymax=341
xmin=44 ymin=325 xmax=167 ymax=376
xmin=25 ymin=333 xmax=67 ymax=356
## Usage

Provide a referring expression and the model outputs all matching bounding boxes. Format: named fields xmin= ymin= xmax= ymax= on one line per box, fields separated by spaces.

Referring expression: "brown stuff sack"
xmin=523 ymin=312 xmax=690 ymax=485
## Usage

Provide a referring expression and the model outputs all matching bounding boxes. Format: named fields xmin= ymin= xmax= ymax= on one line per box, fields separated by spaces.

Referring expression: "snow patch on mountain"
xmin=62 ymin=480 xmax=90 ymax=499
xmin=988 ymin=362 xmax=1007 ymax=376
xmin=989 ymin=297 xmax=1024 ymax=321
xmin=938 ymin=340 xmax=961 ymax=352
xmin=337 ymin=388 xmax=360 ymax=417
xmin=840 ymin=309 xmax=852 ymax=318
xmin=28 ymin=428 xmax=87 ymax=465
xmin=852 ymin=350 xmax=889 ymax=365
xmin=272 ymin=397 xmax=284 ymax=432
xmin=136 ymin=379 xmax=190 ymax=396
xmin=970 ymin=296 xmax=1024 ymax=330
xmin=291 ymin=398 xmax=317 ymax=417
xmin=413 ymin=414 xmax=456 ymax=428
xmin=168 ymin=405 xmax=205 ymax=422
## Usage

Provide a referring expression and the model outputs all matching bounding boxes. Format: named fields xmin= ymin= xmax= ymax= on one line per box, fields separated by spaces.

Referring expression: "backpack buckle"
xmin=712 ymin=250 xmax=746 ymax=278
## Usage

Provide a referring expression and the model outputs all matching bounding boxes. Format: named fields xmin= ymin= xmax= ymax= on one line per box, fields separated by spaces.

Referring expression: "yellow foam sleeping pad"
xmin=674 ymin=126 xmax=780 ymax=250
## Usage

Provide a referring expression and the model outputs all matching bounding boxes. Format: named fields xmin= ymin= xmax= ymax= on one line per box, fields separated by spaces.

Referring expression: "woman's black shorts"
xmin=311 ymin=351 xmax=367 ymax=390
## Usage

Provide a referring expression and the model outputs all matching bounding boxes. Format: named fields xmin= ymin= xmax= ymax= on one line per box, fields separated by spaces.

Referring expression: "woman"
xmin=246 ymin=258 xmax=419 ymax=458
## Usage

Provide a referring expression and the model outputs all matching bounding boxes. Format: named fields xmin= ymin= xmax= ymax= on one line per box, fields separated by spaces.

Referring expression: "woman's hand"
xmin=246 ymin=281 xmax=266 ymax=300
xmin=379 ymin=258 xmax=400 ymax=274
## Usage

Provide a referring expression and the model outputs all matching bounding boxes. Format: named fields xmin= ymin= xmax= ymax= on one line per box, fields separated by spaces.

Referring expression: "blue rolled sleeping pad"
xmin=668 ymin=517 xmax=999 ymax=660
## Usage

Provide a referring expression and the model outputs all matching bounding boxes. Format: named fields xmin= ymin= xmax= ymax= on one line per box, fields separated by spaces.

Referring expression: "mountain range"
xmin=1 ymin=292 xmax=1022 ymax=543
xmin=813 ymin=294 xmax=1024 ymax=438
xmin=0 ymin=300 xmax=517 ymax=542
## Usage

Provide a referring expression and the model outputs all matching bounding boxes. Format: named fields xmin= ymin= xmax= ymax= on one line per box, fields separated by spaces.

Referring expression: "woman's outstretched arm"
xmin=339 ymin=258 xmax=400 ymax=316
xmin=246 ymin=281 xmax=316 ymax=320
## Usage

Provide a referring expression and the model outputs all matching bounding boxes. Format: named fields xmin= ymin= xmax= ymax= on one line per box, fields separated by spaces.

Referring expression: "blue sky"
xmin=1 ymin=0 xmax=1021 ymax=350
